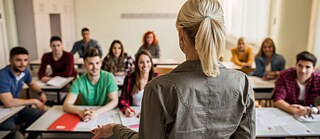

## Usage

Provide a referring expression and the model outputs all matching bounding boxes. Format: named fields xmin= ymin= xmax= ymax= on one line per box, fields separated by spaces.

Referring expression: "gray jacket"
xmin=114 ymin=60 xmax=256 ymax=139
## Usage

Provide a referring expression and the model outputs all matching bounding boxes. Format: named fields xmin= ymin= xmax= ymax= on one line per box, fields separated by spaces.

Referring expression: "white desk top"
xmin=152 ymin=58 xmax=182 ymax=65
xmin=0 ymin=105 xmax=25 ymax=123
xmin=256 ymin=108 xmax=320 ymax=137
xmin=26 ymin=106 xmax=122 ymax=132
xmin=248 ymin=76 xmax=275 ymax=89
xmin=23 ymin=77 xmax=74 ymax=90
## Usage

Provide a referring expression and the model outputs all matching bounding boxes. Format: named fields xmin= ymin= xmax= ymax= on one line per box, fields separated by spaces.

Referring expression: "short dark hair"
xmin=83 ymin=48 xmax=100 ymax=61
xmin=10 ymin=46 xmax=29 ymax=59
xmin=50 ymin=36 xmax=62 ymax=43
xmin=296 ymin=51 xmax=317 ymax=66
xmin=81 ymin=27 xmax=90 ymax=33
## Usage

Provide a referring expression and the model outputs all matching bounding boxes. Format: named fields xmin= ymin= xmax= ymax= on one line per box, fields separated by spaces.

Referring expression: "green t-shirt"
xmin=70 ymin=70 xmax=118 ymax=106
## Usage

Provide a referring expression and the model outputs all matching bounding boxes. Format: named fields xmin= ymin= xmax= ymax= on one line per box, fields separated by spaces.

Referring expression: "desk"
xmin=256 ymin=108 xmax=320 ymax=138
xmin=29 ymin=58 xmax=84 ymax=71
xmin=0 ymin=106 xmax=25 ymax=123
xmin=26 ymin=106 xmax=121 ymax=138
xmin=23 ymin=77 xmax=74 ymax=104
xmin=152 ymin=58 xmax=182 ymax=66
xmin=248 ymin=76 xmax=275 ymax=106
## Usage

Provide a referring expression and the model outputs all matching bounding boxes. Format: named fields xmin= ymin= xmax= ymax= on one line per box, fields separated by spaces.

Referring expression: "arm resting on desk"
xmin=273 ymin=100 xmax=310 ymax=116
xmin=0 ymin=92 xmax=44 ymax=111
xmin=28 ymin=80 xmax=47 ymax=103
xmin=63 ymin=93 xmax=85 ymax=117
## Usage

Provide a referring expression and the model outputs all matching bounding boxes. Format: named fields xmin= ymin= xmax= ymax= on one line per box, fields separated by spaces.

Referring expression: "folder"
xmin=48 ymin=113 xmax=81 ymax=131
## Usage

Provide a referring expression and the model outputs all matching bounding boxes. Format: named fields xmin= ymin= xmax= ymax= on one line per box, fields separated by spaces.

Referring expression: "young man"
xmin=0 ymin=47 xmax=47 ymax=139
xmin=63 ymin=48 xmax=118 ymax=122
xmin=38 ymin=36 xmax=77 ymax=83
xmin=273 ymin=51 xmax=320 ymax=116
xmin=71 ymin=27 xmax=103 ymax=58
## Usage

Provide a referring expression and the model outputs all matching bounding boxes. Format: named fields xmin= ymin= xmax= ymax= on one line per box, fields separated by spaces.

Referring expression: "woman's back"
xmin=140 ymin=60 xmax=255 ymax=139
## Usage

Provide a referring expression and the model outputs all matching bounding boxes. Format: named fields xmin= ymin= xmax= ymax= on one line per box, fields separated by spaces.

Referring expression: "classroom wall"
xmin=312 ymin=1 xmax=320 ymax=68
xmin=276 ymin=0 xmax=312 ymax=67
xmin=74 ymin=0 xmax=186 ymax=61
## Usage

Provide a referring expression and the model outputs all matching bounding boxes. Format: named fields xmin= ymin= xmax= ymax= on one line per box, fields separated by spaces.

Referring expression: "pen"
xmin=120 ymin=100 xmax=135 ymax=112
xmin=309 ymin=104 xmax=314 ymax=119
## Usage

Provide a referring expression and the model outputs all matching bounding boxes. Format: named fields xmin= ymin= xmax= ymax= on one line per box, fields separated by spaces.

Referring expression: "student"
xmin=231 ymin=37 xmax=253 ymax=67
xmin=119 ymin=50 xmax=158 ymax=117
xmin=91 ymin=0 xmax=255 ymax=138
xmin=0 ymin=47 xmax=47 ymax=139
xmin=273 ymin=51 xmax=320 ymax=116
xmin=38 ymin=36 xmax=77 ymax=83
xmin=71 ymin=27 xmax=103 ymax=58
xmin=252 ymin=38 xmax=285 ymax=80
xmin=101 ymin=40 xmax=134 ymax=76
xmin=137 ymin=31 xmax=160 ymax=58
xmin=63 ymin=48 xmax=118 ymax=122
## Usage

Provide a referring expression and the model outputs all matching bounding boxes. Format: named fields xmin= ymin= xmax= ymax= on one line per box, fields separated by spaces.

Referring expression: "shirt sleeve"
xmin=70 ymin=78 xmax=80 ymax=95
xmin=38 ymin=54 xmax=48 ymax=79
xmin=106 ymin=73 xmax=119 ymax=94
xmin=247 ymin=47 xmax=253 ymax=65
xmin=272 ymin=73 xmax=288 ymax=102
xmin=253 ymin=56 xmax=265 ymax=77
xmin=25 ymin=69 xmax=32 ymax=84
xmin=113 ymin=124 xmax=139 ymax=139
xmin=70 ymin=42 xmax=78 ymax=54
xmin=119 ymin=74 xmax=131 ymax=112
xmin=231 ymin=76 xmax=256 ymax=139
xmin=231 ymin=48 xmax=243 ymax=66
xmin=0 ymin=72 xmax=10 ymax=93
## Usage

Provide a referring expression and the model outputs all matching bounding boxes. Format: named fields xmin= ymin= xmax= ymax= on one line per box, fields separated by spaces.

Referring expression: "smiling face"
xmin=84 ymin=56 xmax=101 ymax=77
xmin=237 ymin=40 xmax=245 ymax=51
xmin=137 ymin=54 xmax=152 ymax=74
xmin=262 ymin=42 xmax=274 ymax=57
xmin=295 ymin=60 xmax=315 ymax=83
xmin=146 ymin=34 xmax=154 ymax=46
xmin=10 ymin=54 xmax=29 ymax=72
xmin=112 ymin=43 xmax=122 ymax=58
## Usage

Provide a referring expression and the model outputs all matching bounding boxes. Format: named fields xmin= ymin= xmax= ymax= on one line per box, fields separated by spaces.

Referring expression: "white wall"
xmin=276 ymin=0 xmax=312 ymax=67
xmin=0 ymin=0 xmax=9 ymax=68
xmin=74 ymin=0 xmax=186 ymax=61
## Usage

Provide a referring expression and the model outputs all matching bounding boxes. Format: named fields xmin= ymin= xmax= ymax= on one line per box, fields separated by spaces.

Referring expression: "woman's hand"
xmin=91 ymin=123 xmax=116 ymax=139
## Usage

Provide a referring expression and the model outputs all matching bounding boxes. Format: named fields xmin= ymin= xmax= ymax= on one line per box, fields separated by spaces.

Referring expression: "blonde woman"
xmin=231 ymin=37 xmax=253 ymax=67
xmin=91 ymin=0 xmax=255 ymax=138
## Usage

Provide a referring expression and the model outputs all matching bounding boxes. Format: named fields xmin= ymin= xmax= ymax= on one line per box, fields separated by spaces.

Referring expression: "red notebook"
xmin=48 ymin=113 xmax=81 ymax=131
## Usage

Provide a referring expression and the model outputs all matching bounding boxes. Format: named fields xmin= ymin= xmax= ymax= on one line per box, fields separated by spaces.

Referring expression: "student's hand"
xmin=91 ymin=123 xmax=116 ymax=139
xmin=40 ymin=76 xmax=51 ymax=83
xmin=39 ymin=92 xmax=47 ymax=103
xmin=79 ymin=108 xmax=96 ymax=122
xmin=241 ymin=63 xmax=251 ymax=67
xmin=290 ymin=104 xmax=311 ymax=116
xmin=124 ymin=108 xmax=135 ymax=117
xmin=33 ymin=99 xmax=45 ymax=111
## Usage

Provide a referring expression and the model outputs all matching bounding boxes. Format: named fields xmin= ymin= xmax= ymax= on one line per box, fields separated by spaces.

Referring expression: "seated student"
xmin=119 ymin=50 xmax=158 ymax=117
xmin=63 ymin=48 xmax=118 ymax=122
xmin=71 ymin=27 xmax=103 ymax=58
xmin=0 ymin=47 xmax=47 ymax=139
xmin=38 ymin=36 xmax=77 ymax=83
xmin=231 ymin=37 xmax=253 ymax=67
xmin=101 ymin=40 xmax=134 ymax=76
xmin=137 ymin=31 xmax=160 ymax=58
xmin=252 ymin=38 xmax=285 ymax=80
xmin=273 ymin=51 xmax=320 ymax=116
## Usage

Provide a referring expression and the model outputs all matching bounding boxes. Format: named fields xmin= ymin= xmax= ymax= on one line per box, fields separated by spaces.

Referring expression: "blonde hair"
xmin=176 ymin=0 xmax=225 ymax=77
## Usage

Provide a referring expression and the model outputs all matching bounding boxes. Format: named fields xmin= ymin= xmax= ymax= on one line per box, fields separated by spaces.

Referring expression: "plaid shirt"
xmin=101 ymin=52 xmax=134 ymax=74
xmin=273 ymin=67 xmax=320 ymax=106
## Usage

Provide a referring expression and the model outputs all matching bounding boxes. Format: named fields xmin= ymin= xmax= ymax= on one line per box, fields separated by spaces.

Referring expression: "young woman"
xmin=231 ymin=37 xmax=253 ymax=67
xmin=252 ymin=38 xmax=286 ymax=80
xmin=118 ymin=50 xmax=158 ymax=117
xmin=92 ymin=0 xmax=255 ymax=138
xmin=101 ymin=40 xmax=134 ymax=76
xmin=137 ymin=31 xmax=160 ymax=58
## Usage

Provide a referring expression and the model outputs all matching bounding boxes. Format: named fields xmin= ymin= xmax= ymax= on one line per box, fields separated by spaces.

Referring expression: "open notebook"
xmin=294 ymin=114 xmax=320 ymax=123
xmin=46 ymin=76 xmax=68 ymax=86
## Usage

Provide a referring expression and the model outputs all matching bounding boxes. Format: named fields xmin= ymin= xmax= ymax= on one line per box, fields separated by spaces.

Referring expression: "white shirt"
xmin=296 ymin=80 xmax=306 ymax=101
xmin=132 ymin=89 xmax=144 ymax=106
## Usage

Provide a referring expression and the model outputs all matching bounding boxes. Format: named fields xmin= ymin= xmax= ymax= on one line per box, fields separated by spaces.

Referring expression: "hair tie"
xmin=204 ymin=16 xmax=212 ymax=19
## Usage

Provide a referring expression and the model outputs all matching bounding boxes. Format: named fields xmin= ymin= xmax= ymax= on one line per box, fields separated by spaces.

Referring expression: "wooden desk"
xmin=256 ymin=108 xmax=320 ymax=138
xmin=0 ymin=105 xmax=25 ymax=124
xmin=24 ymin=77 xmax=74 ymax=104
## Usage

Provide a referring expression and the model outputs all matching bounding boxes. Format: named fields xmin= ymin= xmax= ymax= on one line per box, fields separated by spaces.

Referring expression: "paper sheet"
xmin=119 ymin=107 xmax=140 ymax=126
xmin=294 ymin=114 xmax=320 ymax=123
xmin=77 ymin=111 xmax=115 ymax=130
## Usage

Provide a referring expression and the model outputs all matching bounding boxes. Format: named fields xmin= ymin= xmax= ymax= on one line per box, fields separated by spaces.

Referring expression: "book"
xmin=46 ymin=76 xmax=68 ymax=86
xmin=48 ymin=113 xmax=81 ymax=131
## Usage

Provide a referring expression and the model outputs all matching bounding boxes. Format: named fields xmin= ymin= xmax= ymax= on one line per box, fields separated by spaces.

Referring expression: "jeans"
xmin=0 ymin=107 xmax=44 ymax=139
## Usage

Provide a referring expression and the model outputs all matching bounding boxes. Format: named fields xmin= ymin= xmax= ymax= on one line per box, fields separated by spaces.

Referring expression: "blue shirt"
xmin=252 ymin=53 xmax=286 ymax=77
xmin=0 ymin=65 xmax=32 ymax=98
xmin=71 ymin=39 xmax=103 ymax=58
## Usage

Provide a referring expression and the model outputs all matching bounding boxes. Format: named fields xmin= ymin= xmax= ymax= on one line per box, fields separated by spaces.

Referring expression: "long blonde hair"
xmin=176 ymin=0 xmax=225 ymax=77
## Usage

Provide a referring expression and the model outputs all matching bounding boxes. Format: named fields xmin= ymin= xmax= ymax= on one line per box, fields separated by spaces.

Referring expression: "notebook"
xmin=294 ymin=114 xmax=320 ymax=123
xmin=48 ymin=113 xmax=81 ymax=131
xmin=46 ymin=76 xmax=68 ymax=86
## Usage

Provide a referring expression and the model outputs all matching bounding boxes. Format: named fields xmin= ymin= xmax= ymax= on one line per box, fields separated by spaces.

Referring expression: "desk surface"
xmin=26 ymin=106 xmax=122 ymax=133
xmin=248 ymin=76 xmax=275 ymax=89
xmin=256 ymin=108 xmax=320 ymax=137
xmin=29 ymin=58 xmax=83 ymax=65
xmin=23 ymin=77 xmax=74 ymax=90
xmin=0 ymin=105 xmax=25 ymax=123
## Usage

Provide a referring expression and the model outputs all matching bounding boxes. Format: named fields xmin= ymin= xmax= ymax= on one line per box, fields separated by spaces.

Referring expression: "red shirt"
xmin=38 ymin=51 xmax=77 ymax=79
xmin=273 ymin=67 xmax=320 ymax=106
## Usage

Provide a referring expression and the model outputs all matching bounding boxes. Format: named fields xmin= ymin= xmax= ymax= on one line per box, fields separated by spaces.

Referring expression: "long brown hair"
xmin=142 ymin=31 xmax=158 ymax=48
xmin=131 ymin=50 xmax=155 ymax=95
xmin=256 ymin=38 xmax=276 ymax=57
